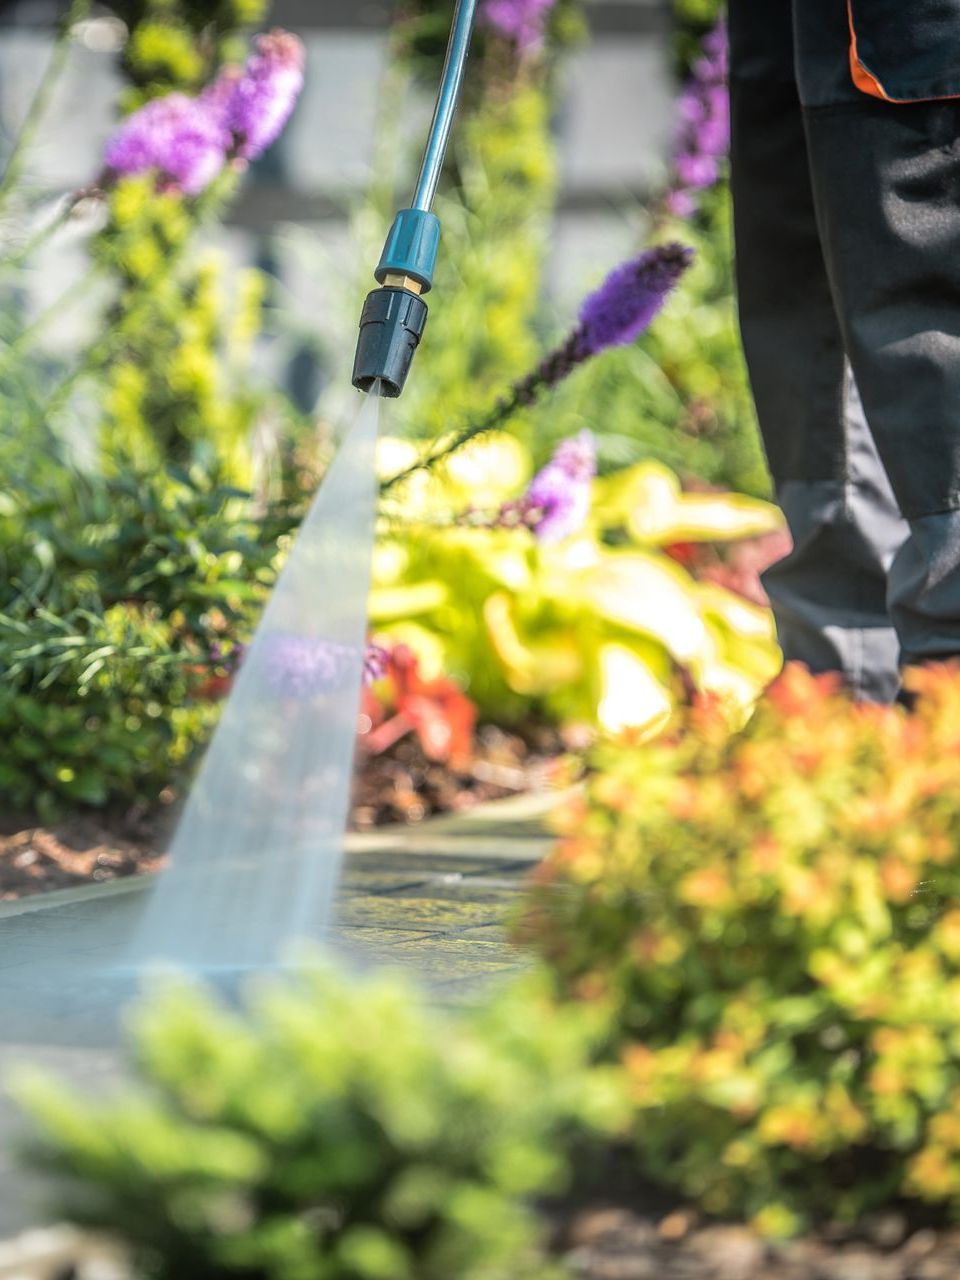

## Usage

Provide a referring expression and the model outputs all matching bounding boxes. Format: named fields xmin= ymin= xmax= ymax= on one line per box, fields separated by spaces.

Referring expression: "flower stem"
xmin=0 ymin=0 xmax=92 ymax=214
xmin=0 ymin=261 xmax=104 ymax=374
xmin=0 ymin=188 xmax=99 ymax=271
xmin=376 ymin=349 xmax=565 ymax=496
xmin=378 ymin=384 xmax=525 ymax=495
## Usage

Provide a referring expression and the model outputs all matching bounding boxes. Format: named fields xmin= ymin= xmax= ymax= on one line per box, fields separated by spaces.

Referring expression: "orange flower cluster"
xmin=518 ymin=660 xmax=960 ymax=1232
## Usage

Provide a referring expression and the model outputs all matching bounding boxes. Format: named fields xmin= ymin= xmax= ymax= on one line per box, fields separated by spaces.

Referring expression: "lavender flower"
xmin=665 ymin=18 xmax=730 ymax=218
xmin=510 ymin=242 xmax=693 ymax=405
xmin=480 ymin=0 xmax=557 ymax=51
xmin=214 ymin=29 xmax=305 ymax=161
xmin=103 ymin=29 xmax=304 ymax=195
xmin=104 ymin=92 xmax=228 ymax=195
xmin=575 ymin=242 xmax=693 ymax=358
xmin=518 ymin=431 xmax=597 ymax=544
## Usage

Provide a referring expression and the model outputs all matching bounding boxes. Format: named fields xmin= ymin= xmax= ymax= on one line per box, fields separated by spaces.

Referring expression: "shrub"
xmin=0 ymin=463 xmax=296 ymax=815
xmin=15 ymin=965 xmax=626 ymax=1280
xmin=519 ymin=662 xmax=960 ymax=1233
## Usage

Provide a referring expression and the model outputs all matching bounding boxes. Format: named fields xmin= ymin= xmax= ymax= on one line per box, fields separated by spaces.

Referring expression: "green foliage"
xmin=0 ymin=462 xmax=295 ymax=816
xmin=0 ymin=605 xmax=208 ymax=814
xmin=374 ymin=434 xmax=782 ymax=729
xmin=520 ymin=662 xmax=960 ymax=1233
xmin=112 ymin=0 xmax=269 ymax=100
xmin=15 ymin=965 xmax=626 ymax=1279
xmin=95 ymin=175 xmax=270 ymax=478
xmin=0 ymin=0 xmax=311 ymax=815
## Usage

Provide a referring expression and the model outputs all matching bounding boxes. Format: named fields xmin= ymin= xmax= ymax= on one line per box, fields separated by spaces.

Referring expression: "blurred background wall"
xmin=0 ymin=0 xmax=674 ymax=402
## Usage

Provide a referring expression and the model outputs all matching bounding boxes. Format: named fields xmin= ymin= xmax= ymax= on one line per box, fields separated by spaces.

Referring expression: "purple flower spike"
xmin=481 ymin=0 xmax=557 ymax=52
xmin=104 ymin=92 xmax=229 ymax=195
xmin=575 ymin=242 xmax=694 ymax=359
xmin=505 ymin=242 xmax=692 ymax=408
xmin=218 ymin=29 xmax=305 ymax=160
xmin=520 ymin=431 xmax=597 ymax=544
xmin=665 ymin=18 xmax=730 ymax=219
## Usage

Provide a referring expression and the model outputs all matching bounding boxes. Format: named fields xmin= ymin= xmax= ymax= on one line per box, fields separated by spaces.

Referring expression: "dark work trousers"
xmin=729 ymin=0 xmax=960 ymax=702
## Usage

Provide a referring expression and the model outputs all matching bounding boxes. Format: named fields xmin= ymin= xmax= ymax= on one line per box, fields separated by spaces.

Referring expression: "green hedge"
xmin=16 ymin=966 xmax=626 ymax=1279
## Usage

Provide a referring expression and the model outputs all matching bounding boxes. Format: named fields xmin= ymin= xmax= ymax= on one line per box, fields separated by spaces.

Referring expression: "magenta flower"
xmin=665 ymin=18 xmax=730 ymax=218
xmin=480 ymin=0 xmax=557 ymax=51
xmin=104 ymin=92 xmax=228 ymax=195
xmin=519 ymin=431 xmax=597 ymax=544
xmin=215 ymin=29 xmax=305 ymax=160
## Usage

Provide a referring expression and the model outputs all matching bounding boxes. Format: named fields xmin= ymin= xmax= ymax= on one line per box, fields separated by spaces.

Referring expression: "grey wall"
xmin=0 ymin=0 xmax=675 ymax=392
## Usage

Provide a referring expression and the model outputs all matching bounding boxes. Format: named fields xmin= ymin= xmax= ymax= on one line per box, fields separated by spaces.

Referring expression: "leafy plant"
xmin=374 ymin=433 xmax=782 ymax=732
xmin=15 ymin=965 xmax=626 ymax=1279
xmin=520 ymin=662 xmax=960 ymax=1234
xmin=0 ymin=462 xmax=296 ymax=816
xmin=0 ymin=3 xmax=311 ymax=815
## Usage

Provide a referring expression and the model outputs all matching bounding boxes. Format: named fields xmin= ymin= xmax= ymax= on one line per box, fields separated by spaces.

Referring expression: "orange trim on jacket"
xmin=846 ymin=0 xmax=960 ymax=103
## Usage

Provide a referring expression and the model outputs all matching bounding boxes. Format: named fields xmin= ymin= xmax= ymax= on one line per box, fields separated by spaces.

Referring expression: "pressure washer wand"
xmin=352 ymin=0 xmax=479 ymax=398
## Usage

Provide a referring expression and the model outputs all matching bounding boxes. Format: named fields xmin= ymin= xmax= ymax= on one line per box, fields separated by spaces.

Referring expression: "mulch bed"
xmin=546 ymin=1150 xmax=960 ymax=1280
xmin=560 ymin=1204 xmax=960 ymax=1279
xmin=0 ymin=723 xmax=568 ymax=901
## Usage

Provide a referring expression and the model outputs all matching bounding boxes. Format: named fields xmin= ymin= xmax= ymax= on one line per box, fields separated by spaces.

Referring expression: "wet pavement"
xmin=0 ymin=792 xmax=558 ymax=1239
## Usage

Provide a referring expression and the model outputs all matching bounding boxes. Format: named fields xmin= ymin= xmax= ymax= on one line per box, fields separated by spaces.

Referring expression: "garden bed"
xmin=560 ymin=1202 xmax=958 ymax=1279
xmin=0 ymin=723 xmax=567 ymax=900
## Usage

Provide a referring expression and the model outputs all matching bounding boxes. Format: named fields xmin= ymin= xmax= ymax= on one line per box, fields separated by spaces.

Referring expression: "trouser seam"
xmin=839 ymin=363 xmax=852 ymax=515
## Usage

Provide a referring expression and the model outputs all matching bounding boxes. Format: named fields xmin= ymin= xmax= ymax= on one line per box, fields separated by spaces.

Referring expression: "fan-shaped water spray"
xmin=125 ymin=387 xmax=382 ymax=972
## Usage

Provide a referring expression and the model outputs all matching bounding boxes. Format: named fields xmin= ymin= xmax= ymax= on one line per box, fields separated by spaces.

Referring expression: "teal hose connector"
xmin=352 ymin=0 xmax=479 ymax=397
xmin=375 ymin=209 xmax=441 ymax=294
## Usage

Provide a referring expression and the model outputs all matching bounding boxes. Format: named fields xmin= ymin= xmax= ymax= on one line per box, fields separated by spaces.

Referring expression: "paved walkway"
xmin=0 ymin=792 xmax=559 ymax=1240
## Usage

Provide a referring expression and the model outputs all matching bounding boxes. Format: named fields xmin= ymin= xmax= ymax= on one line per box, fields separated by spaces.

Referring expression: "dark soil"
xmin=550 ymin=1151 xmax=959 ymax=1279
xmin=0 ymin=723 xmax=568 ymax=901
xmin=560 ymin=1203 xmax=960 ymax=1279
xmin=351 ymin=722 xmax=568 ymax=829
xmin=0 ymin=811 xmax=168 ymax=901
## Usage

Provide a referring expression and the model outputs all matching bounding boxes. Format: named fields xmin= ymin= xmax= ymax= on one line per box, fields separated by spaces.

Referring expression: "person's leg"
xmin=728 ymin=0 xmax=907 ymax=702
xmin=794 ymin=0 xmax=960 ymax=670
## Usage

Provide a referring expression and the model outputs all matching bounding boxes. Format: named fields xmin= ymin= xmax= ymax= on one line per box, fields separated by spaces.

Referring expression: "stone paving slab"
xmin=0 ymin=792 xmax=562 ymax=1239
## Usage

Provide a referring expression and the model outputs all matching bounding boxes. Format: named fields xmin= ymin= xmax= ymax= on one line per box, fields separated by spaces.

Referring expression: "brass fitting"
xmin=381 ymin=272 xmax=425 ymax=295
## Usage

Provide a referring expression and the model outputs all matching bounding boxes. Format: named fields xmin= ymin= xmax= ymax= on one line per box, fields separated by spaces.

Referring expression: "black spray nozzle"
xmin=352 ymin=285 xmax=428 ymax=399
xmin=351 ymin=0 xmax=478 ymax=398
